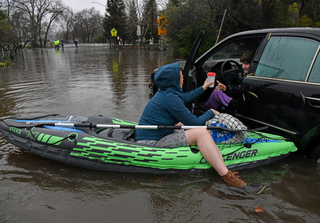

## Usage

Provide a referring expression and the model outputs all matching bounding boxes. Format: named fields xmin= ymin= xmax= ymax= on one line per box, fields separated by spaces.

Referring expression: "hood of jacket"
xmin=154 ymin=62 xmax=182 ymax=92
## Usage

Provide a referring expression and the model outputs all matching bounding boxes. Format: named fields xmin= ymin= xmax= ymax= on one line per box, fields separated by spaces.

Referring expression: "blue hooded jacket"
xmin=135 ymin=62 xmax=215 ymax=141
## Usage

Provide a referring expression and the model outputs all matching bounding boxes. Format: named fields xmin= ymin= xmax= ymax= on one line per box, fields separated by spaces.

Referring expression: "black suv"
xmin=149 ymin=28 xmax=320 ymax=162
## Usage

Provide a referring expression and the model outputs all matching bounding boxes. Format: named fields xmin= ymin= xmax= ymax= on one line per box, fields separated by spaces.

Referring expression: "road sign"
xmin=158 ymin=27 xmax=167 ymax=36
xmin=111 ymin=28 xmax=117 ymax=37
xmin=157 ymin=15 xmax=168 ymax=27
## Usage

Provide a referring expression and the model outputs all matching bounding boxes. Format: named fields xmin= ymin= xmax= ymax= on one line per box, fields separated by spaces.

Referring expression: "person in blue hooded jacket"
xmin=135 ymin=62 xmax=265 ymax=194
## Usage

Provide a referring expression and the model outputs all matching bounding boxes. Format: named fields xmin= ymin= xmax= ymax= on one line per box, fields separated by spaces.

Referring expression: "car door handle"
xmin=305 ymin=96 xmax=320 ymax=108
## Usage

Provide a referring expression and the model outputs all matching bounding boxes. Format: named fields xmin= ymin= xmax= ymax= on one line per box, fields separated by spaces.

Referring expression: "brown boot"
xmin=222 ymin=170 xmax=266 ymax=194
xmin=222 ymin=170 xmax=247 ymax=187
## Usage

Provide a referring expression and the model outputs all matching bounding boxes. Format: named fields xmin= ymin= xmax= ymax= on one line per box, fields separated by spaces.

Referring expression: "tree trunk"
xmin=38 ymin=23 xmax=43 ymax=48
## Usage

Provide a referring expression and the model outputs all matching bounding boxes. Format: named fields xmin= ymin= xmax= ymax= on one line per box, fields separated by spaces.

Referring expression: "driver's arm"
xmin=216 ymin=80 xmax=240 ymax=98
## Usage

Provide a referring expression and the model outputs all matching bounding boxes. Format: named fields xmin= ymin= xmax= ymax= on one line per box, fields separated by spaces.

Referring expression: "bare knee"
xmin=185 ymin=128 xmax=211 ymax=144
xmin=188 ymin=128 xmax=209 ymax=136
xmin=198 ymin=128 xmax=210 ymax=135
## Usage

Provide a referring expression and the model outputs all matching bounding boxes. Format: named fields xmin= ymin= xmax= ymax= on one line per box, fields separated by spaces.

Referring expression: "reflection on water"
xmin=0 ymin=47 xmax=319 ymax=222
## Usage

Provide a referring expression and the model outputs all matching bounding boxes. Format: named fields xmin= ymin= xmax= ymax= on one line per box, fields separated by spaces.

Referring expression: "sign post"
xmin=157 ymin=15 xmax=168 ymax=66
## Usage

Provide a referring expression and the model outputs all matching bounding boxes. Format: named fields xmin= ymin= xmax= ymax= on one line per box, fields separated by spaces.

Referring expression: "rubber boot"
xmin=222 ymin=170 xmax=266 ymax=194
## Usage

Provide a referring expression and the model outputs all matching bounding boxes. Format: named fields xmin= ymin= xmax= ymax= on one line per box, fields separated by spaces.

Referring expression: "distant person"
xmin=54 ymin=39 xmax=60 ymax=50
xmin=74 ymin=40 xmax=78 ymax=47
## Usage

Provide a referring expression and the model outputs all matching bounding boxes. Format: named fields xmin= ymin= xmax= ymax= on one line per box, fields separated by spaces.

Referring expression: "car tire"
xmin=309 ymin=143 xmax=320 ymax=163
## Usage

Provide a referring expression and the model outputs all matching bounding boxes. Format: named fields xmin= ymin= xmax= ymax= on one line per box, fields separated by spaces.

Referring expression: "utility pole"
xmin=215 ymin=9 xmax=227 ymax=45
xmin=150 ymin=1 xmax=153 ymax=39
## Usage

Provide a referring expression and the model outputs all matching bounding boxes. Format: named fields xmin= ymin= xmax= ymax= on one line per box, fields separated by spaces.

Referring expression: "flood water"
xmin=0 ymin=45 xmax=319 ymax=223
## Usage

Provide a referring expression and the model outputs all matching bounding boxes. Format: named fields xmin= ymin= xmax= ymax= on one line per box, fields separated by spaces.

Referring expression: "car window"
xmin=255 ymin=36 xmax=319 ymax=81
xmin=308 ymin=53 xmax=320 ymax=83
xmin=207 ymin=37 xmax=263 ymax=60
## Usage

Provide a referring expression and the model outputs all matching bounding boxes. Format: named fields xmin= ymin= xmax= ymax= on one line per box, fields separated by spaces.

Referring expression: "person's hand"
xmin=175 ymin=122 xmax=184 ymax=132
xmin=215 ymin=80 xmax=226 ymax=92
xmin=175 ymin=122 xmax=184 ymax=126
xmin=210 ymin=109 xmax=220 ymax=116
xmin=202 ymin=78 xmax=214 ymax=91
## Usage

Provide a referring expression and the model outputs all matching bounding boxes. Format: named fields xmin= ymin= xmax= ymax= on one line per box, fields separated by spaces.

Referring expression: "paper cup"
xmin=207 ymin=72 xmax=216 ymax=88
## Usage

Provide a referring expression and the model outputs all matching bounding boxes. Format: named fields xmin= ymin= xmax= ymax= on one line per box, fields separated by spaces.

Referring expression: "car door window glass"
xmin=308 ymin=53 xmax=320 ymax=83
xmin=255 ymin=36 xmax=319 ymax=81
xmin=207 ymin=38 xmax=263 ymax=60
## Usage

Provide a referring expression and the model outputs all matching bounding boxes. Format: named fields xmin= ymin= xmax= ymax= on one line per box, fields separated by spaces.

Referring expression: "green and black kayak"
xmin=0 ymin=114 xmax=297 ymax=173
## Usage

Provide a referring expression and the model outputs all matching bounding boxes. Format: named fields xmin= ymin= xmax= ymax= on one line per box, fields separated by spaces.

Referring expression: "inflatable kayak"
xmin=0 ymin=114 xmax=297 ymax=173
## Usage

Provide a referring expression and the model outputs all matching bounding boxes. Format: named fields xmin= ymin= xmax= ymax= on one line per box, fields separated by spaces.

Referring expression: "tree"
xmin=11 ymin=0 xmax=66 ymax=47
xmin=73 ymin=8 xmax=103 ymax=43
xmin=141 ymin=0 xmax=157 ymax=41
xmin=300 ymin=0 xmax=320 ymax=26
xmin=9 ymin=8 xmax=33 ymax=47
xmin=260 ymin=0 xmax=297 ymax=27
xmin=59 ymin=7 xmax=74 ymax=43
xmin=0 ymin=3 xmax=14 ymax=44
xmin=169 ymin=0 xmax=180 ymax=7
xmin=222 ymin=0 xmax=269 ymax=35
xmin=126 ymin=0 xmax=139 ymax=45
xmin=103 ymin=0 xmax=128 ymax=43
xmin=163 ymin=0 xmax=298 ymax=58
xmin=287 ymin=2 xmax=300 ymax=26
xmin=298 ymin=14 xmax=313 ymax=27
xmin=42 ymin=1 xmax=66 ymax=47
xmin=163 ymin=0 xmax=221 ymax=57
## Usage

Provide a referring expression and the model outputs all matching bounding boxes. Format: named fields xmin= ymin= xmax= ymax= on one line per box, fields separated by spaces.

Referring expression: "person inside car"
xmin=135 ymin=62 xmax=265 ymax=194
xmin=203 ymin=50 xmax=255 ymax=115
xmin=216 ymin=50 xmax=255 ymax=97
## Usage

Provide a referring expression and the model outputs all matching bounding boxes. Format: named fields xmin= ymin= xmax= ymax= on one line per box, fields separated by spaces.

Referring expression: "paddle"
xmin=3 ymin=119 xmax=268 ymax=132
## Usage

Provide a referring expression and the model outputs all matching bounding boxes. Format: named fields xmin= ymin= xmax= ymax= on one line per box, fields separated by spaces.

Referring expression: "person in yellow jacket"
xmin=54 ymin=40 xmax=60 ymax=50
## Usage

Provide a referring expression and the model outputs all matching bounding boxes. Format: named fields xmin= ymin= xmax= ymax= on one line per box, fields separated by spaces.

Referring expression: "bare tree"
xmin=60 ymin=6 xmax=74 ymax=43
xmin=141 ymin=0 xmax=157 ymax=41
xmin=11 ymin=0 xmax=65 ymax=47
xmin=42 ymin=0 xmax=66 ymax=47
xmin=125 ymin=0 xmax=139 ymax=44
xmin=73 ymin=8 xmax=103 ymax=43
xmin=7 ymin=2 xmax=34 ymax=46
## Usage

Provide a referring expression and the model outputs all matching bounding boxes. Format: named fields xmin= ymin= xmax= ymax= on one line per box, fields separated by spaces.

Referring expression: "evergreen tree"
xmin=260 ymin=0 xmax=296 ymax=27
xmin=0 ymin=4 xmax=13 ymax=44
xmin=103 ymin=0 xmax=128 ymax=43
xmin=127 ymin=0 xmax=139 ymax=45
xmin=223 ymin=0 xmax=268 ymax=34
xmin=300 ymin=0 xmax=320 ymax=26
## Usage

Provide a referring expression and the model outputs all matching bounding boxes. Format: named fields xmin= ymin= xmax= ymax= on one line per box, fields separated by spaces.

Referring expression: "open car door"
xmin=182 ymin=31 xmax=205 ymax=110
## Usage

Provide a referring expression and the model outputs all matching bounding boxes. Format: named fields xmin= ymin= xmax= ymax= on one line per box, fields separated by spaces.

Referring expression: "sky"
xmin=61 ymin=0 xmax=167 ymax=15
xmin=62 ymin=0 xmax=106 ymax=15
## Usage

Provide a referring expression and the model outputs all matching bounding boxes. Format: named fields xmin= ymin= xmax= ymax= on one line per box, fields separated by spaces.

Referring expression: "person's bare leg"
xmin=185 ymin=128 xmax=228 ymax=176
xmin=185 ymin=128 xmax=266 ymax=194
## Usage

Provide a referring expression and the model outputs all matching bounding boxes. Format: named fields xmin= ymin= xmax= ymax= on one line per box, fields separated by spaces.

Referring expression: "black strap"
xmin=107 ymin=127 xmax=114 ymax=137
